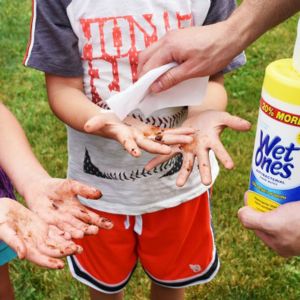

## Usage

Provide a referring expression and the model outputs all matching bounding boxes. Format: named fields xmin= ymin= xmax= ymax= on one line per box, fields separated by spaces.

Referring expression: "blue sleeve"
xmin=23 ymin=0 xmax=83 ymax=77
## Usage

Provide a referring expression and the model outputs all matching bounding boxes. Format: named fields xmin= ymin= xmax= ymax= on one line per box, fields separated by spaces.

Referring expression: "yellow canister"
xmin=248 ymin=56 xmax=300 ymax=212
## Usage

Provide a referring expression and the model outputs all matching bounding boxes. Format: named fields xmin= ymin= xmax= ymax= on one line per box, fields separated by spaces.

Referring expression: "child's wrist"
xmin=20 ymin=172 xmax=51 ymax=200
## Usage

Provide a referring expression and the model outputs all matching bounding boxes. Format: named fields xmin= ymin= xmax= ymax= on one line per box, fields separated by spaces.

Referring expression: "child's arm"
xmin=0 ymin=102 xmax=48 ymax=195
xmin=46 ymin=74 xmax=195 ymax=157
xmin=145 ymin=74 xmax=251 ymax=187
xmin=0 ymin=103 xmax=113 ymax=239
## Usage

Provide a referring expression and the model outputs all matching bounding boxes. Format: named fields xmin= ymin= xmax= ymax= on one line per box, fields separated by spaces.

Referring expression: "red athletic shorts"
xmin=67 ymin=191 xmax=219 ymax=294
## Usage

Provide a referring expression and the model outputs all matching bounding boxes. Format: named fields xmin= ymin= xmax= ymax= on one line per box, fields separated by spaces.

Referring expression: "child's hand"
xmin=0 ymin=198 xmax=81 ymax=269
xmin=24 ymin=178 xmax=113 ymax=239
xmin=145 ymin=110 xmax=251 ymax=187
xmin=84 ymin=112 xmax=195 ymax=157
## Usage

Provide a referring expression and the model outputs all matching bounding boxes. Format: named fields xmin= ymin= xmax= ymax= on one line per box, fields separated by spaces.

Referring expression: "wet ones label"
xmin=260 ymin=98 xmax=300 ymax=127
xmin=249 ymin=96 xmax=300 ymax=212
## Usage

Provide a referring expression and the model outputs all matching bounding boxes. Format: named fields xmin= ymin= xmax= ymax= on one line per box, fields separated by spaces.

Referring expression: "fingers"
xmin=38 ymin=239 xmax=77 ymax=258
xmin=0 ymin=225 xmax=27 ymax=259
xmin=62 ymin=211 xmax=102 ymax=236
xmin=72 ymin=208 xmax=113 ymax=230
xmin=25 ymin=247 xmax=65 ymax=269
xmin=68 ymin=180 xmax=102 ymax=199
xmin=238 ymin=206 xmax=275 ymax=234
xmin=196 ymin=148 xmax=212 ymax=186
xmin=85 ymin=115 xmax=143 ymax=158
xmin=56 ymin=221 xmax=85 ymax=239
xmin=145 ymin=151 xmax=176 ymax=171
xmin=164 ymin=127 xmax=196 ymax=135
xmin=176 ymin=152 xmax=195 ymax=187
xmin=159 ymin=133 xmax=194 ymax=145
xmin=48 ymin=226 xmax=83 ymax=254
xmin=150 ymin=61 xmax=192 ymax=93
xmin=211 ymin=139 xmax=234 ymax=170
xmin=145 ymin=127 xmax=195 ymax=145
xmin=136 ymin=134 xmax=171 ymax=155
xmin=116 ymin=132 xmax=141 ymax=157
xmin=255 ymin=229 xmax=294 ymax=258
xmin=254 ymin=230 xmax=277 ymax=250
xmin=137 ymin=39 xmax=165 ymax=77
xmin=222 ymin=114 xmax=251 ymax=132
xmin=93 ymin=216 xmax=114 ymax=230
xmin=72 ymin=219 xmax=98 ymax=235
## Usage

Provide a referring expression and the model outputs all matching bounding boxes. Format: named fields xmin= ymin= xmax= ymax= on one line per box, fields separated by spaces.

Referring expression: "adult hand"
xmin=145 ymin=110 xmax=251 ymax=187
xmin=24 ymin=178 xmax=113 ymax=239
xmin=84 ymin=114 xmax=195 ymax=157
xmin=238 ymin=193 xmax=300 ymax=257
xmin=138 ymin=23 xmax=236 ymax=93
xmin=0 ymin=198 xmax=82 ymax=269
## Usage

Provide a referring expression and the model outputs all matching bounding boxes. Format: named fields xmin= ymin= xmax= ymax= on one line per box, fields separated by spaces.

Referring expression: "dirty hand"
xmin=146 ymin=110 xmax=251 ymax=187
xmin=0 ymin=198 xmax=82 ymax=269
xmin=84 ymin=113 xmax=195 ymax=157
xmin=24 ymin=178 xmax=113 ymax=239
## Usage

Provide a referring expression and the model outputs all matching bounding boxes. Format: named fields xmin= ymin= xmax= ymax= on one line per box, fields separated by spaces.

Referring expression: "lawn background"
xmin=0 ymin=0 xmax=300 ymax=299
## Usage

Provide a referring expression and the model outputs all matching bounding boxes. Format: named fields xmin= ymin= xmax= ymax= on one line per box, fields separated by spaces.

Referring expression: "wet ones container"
xmin=248 ymin=21 xmax=300 ymax=212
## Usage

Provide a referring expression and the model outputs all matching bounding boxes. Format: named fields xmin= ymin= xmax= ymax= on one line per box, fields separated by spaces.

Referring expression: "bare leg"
xmin=150 ymin=282 xmax=184 ymax=300
xmin=90 ymin=288 xmax=123 ymax=300
xmin=0 ymin=264 xmax=14 ymax=300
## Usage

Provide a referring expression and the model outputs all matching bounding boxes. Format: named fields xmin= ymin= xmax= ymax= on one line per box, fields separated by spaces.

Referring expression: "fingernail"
xmin=101 ymin=218 xmax=112 ymax=224
xmin=155 ymin=134 xmax=163 ymax=142
xmin=225 ymin=161 xmax=234 ymax=169
xmin=77 ymin=246 xmax=83 ymax=254
xmin=104 ymin=222 xmax=113 ymax=229
xmin=241 ymin=119 xmax=251 ymax=126
xmin=151 ymin=81 xmax=163 ymax=93
xmin=101 ymin=218 xmax=113 ymax=228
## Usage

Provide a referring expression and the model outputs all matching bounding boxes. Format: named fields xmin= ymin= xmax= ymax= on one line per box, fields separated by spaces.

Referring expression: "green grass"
xmin=1 ymin=0 xmax=300 ymax=299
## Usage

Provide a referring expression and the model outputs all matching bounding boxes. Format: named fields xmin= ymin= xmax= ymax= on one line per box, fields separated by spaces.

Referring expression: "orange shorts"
xmin=67 ymin=191 xmax=219 ymax=294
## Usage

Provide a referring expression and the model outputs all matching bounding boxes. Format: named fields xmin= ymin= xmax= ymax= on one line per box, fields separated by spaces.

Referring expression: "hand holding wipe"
xmin=106 ymin=62 xmax=209 ymax=120
xmin=248 ymin=19 xmax=300 ymax=212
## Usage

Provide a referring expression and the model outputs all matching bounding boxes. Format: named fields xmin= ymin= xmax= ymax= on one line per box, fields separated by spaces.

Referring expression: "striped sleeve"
xmin=23 ymin=0 xmax=83 ymax=77
xmin=203 ymin=0 xmax=246 ymax=73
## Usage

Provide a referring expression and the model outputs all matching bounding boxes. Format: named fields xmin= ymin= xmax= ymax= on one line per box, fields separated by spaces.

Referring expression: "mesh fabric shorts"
xmin=68 ymin=191 xmax=219 ymax=294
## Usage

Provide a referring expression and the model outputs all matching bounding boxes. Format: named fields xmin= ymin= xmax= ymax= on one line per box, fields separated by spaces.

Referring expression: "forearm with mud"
xmin=226 ymin=0 xmax=300 ymax=56
xmin=0 ymin=103 xmax=50 ymax=197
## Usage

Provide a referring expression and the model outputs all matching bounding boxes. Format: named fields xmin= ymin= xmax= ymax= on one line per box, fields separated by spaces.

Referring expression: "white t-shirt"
xmin=24 ymin=0 xmax=245 ymax=215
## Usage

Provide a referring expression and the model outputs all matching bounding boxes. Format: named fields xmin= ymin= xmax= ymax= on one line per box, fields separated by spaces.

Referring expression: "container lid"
xmin=263 ymin=58 xmax=300 ymax=105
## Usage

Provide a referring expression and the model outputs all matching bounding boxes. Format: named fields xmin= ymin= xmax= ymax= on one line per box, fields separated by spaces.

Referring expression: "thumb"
xmin=84 ymin=115 xmax=108 ymax=133
xmin=1 ymin=226 xmax=27 ymax=259
xmin=238 ymin=206 xmax=268 ymax=231
xmin=222 ymin=114 xmax=251 ymax=132
xmin=150 ymin=61 xmax=191 ymax=93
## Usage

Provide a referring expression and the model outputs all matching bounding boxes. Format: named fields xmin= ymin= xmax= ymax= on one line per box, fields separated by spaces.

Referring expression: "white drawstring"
xmin=134 ymin=215 xmax=143 ymax=235
xmin=123 ymin=215 xmax=143 ymax=235
xmin=124 ymin=215 xmax=130 ymax=230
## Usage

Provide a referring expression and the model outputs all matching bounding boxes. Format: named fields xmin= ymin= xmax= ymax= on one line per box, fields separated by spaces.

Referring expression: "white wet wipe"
xmin=105 ymin=62 xmax=209 ymax=120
